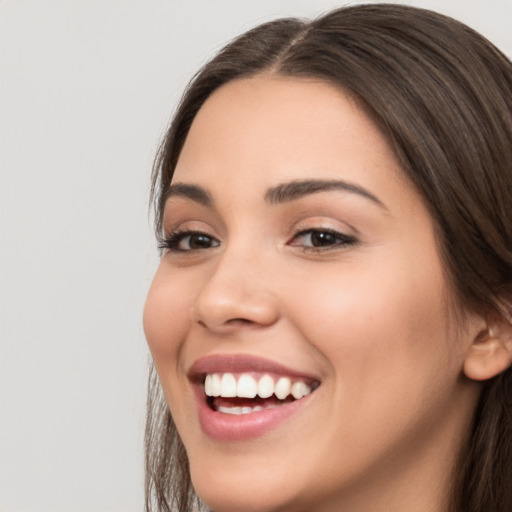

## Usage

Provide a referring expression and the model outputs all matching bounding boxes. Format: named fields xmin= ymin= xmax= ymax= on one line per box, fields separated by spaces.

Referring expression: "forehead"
xmin=173 ymin=75 xmax=412 ymax=212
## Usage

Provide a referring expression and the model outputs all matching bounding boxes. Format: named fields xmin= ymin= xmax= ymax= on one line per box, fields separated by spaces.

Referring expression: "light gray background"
xmin=1 ymin=1 xmax=511 ymax=511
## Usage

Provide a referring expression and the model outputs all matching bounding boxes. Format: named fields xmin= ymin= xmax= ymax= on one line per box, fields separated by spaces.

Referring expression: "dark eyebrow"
xmin=164 ymin=182 xmax=213 ymax=206
xmin=264 ymin=179 xmax=386 ymax=209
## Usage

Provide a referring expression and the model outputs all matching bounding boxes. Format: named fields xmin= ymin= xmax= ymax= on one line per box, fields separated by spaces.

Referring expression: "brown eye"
xmin=309 ymin=231 xmax=338 ymax=247
xmin=289 ymin=229 xmax=357 ymax=250
xmin=159 ymin=231 xmax=220 ymax=252
xmin=186 ymin=233 xmax=216 ymax=249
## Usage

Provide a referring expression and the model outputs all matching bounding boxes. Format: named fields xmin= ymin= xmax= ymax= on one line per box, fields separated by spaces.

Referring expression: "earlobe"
xmin=463 ymin=325 xmax=512 ymax=381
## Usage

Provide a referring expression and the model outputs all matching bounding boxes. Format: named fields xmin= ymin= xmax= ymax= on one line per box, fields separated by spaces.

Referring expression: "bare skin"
xmin=144 ymin=75 xmax=490 ymax=512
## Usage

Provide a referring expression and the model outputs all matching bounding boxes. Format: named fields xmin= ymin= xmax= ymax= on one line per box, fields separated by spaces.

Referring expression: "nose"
xmin=191 ymin=248 xmax=280 ymax=333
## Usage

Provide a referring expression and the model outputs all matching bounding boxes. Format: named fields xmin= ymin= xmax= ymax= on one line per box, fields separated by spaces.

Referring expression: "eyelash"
xmin=289 ymin=228 xmax=357 ymax=252
xmin=158 ymin=230 xmax=220 ymax=252
xmin=159 ymin=227 xmax=357 ymax=254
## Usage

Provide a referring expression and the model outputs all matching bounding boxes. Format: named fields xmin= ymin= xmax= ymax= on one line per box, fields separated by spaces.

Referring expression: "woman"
xmin=143 ymin=4 xmax=512 ymax=512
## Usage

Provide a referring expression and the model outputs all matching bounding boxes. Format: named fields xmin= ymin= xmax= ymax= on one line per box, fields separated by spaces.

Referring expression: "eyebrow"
xmin=264 ymin=179 xmax=386 ymax=208
xmin=165 ymin=178 xmax=386 ymax=209
xmin=165 ymin=183 xmax=213 ymax=206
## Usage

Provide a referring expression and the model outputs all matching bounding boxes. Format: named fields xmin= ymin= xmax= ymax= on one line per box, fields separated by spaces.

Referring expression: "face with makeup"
xmin=143 ymin=76 xmax=486 ymax=512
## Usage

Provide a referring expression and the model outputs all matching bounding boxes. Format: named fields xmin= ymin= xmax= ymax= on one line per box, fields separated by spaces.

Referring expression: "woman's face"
xmin=144 ymin=76 xmax=482 ymax=512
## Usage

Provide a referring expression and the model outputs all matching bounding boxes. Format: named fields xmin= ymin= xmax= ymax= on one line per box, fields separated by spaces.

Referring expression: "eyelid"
xmin=158 ymin=217 xmax=222 ymax=253
xmin=158 ymin=229 xmax=221 ymax=253
xmin=287 ymin=224 xmax=359 ymax=252
xmin=161 ymin=218 xmax=217 ymax=240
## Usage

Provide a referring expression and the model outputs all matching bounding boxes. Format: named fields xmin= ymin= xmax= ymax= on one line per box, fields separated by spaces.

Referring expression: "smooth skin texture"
xmin=144 ymin=76 xmax=491 ymax=512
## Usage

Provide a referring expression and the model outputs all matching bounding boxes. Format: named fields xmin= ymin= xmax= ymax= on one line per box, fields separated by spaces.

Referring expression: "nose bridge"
xmin=191 ymin=238 xmax=278 ymax=331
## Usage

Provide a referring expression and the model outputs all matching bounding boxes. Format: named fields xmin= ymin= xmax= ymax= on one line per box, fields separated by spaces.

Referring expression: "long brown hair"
xmin=147 ymin=4 xmax=512 ymax=511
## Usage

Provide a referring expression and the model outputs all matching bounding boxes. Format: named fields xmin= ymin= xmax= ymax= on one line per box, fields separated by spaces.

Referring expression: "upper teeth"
xmin=204 ymin=373 xmax=313 ymax=400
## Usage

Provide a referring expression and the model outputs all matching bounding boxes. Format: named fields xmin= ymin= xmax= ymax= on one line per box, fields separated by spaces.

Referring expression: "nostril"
xmin=226 ymin=318 xmax=253 ymax=325
xmin=195 ymin=316 xmax=261 ymax=333
xmin=196 ymin=318 xmax=251 ymax=329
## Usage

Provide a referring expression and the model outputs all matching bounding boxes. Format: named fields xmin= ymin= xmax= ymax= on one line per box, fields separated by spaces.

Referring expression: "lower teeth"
xmin=216 ymin=402 xmax=284 ymax=415
xmin=210 ymin=393 xmax=299 ymax=415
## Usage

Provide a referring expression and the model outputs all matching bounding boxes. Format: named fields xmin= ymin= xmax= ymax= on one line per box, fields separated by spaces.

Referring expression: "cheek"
xmin=143 ymin=266 xmax=201 ymax=433
xmin=281 ymin=257 xmax=466 ymax=466
xmin=288 ymin=253 xmax=456 ymax=391
xmin=143 ymin=265 xmax=193 ymax=366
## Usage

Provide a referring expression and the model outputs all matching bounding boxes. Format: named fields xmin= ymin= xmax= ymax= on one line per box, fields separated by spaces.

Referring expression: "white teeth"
xmin=237 ymin=374 xmax=258 ymax=398
xmin=204 ymin=372 xmax=315 ymax=401
xmin=216 ymin=403 xmax=278 ymax=415
xmin=205 ymin=375 xmax=213 ymax=396
xmin=218 ymin=406 xmax=243 ymax=415
xmin=275 ymin=377 xmax=292 ymax=400
xmin=257 ymin=375 xmax=274 ymax=398
xmin=204 ymin=373 xmax=222 ymax=397
xmin=211 ymin=373 xmax=221 ymax=397
xmin=291 ymin=381 xmax=311 ymax=399
xmin=220 ymin=373 xmax=237 ymax=397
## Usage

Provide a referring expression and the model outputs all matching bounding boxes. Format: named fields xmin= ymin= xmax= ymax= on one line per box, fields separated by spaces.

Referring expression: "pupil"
xmin=311 ymin=232 xmax=335 ymax=246
xmin=190 ymin=234 xmax=211 ymax=249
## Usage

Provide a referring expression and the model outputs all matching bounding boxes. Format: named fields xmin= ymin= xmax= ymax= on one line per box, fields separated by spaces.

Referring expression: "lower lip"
xmin=193 ymin=386 xmax=315 ymax=441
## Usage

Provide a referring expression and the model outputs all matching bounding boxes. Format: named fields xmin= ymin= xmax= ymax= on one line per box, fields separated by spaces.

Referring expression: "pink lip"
xmin=188 ymin=354 xmax=320 ymax=441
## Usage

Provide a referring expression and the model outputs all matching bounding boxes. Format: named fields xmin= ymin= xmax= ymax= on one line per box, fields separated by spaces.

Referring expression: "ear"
xmin=463 ymin=315 xmax=512 ymax=381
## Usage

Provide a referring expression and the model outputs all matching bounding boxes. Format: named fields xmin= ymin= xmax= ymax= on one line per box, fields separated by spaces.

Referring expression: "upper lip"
xmin=187 ymin=354 xmax=320 ymax=383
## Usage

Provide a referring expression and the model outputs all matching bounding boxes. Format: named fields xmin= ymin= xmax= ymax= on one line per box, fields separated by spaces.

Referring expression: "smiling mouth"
xmin=204 ymin=372 xmax=320 ymax=416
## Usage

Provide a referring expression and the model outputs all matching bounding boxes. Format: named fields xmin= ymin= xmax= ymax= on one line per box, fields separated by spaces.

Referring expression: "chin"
xmin=196 ymin=491 xmax=302 ymax=512
xmin=190 ymin=463 xmax=307 ymax=512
